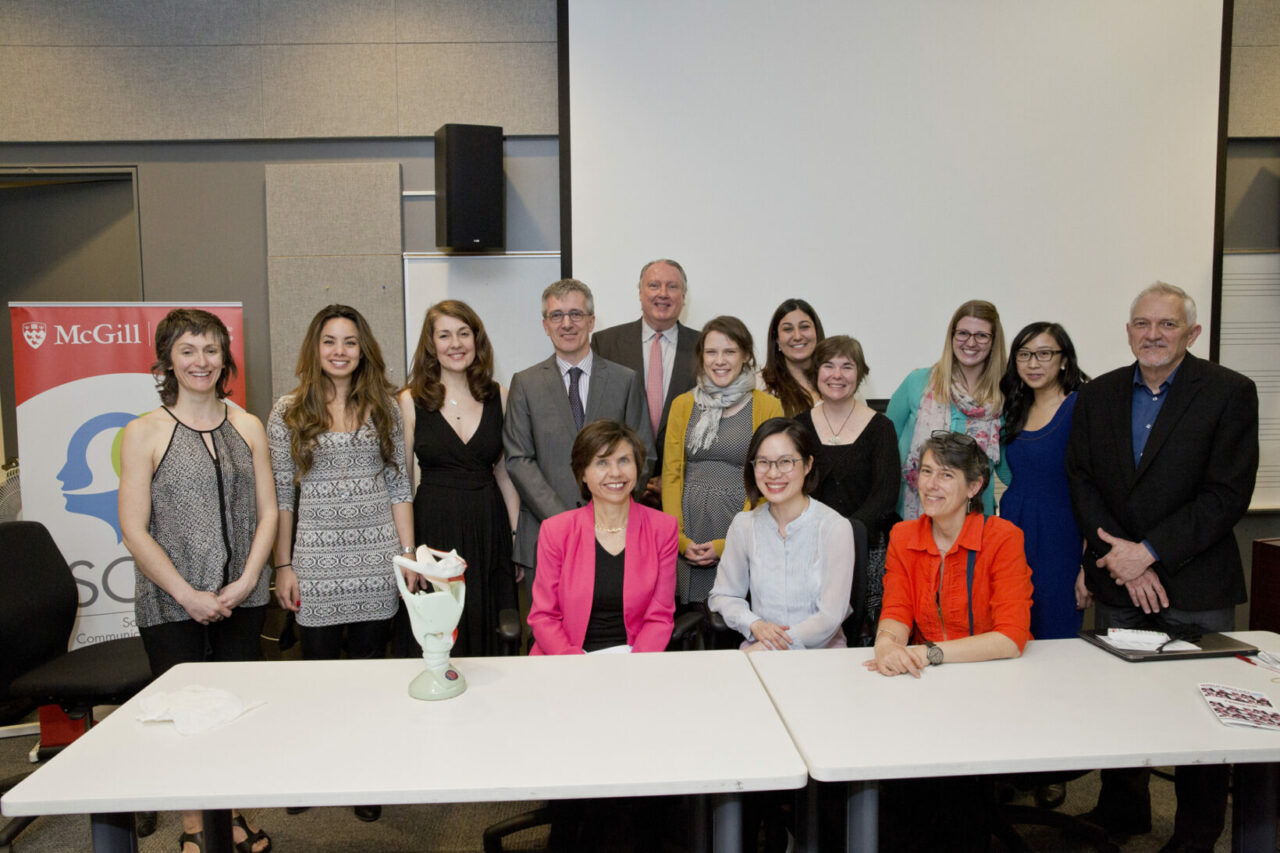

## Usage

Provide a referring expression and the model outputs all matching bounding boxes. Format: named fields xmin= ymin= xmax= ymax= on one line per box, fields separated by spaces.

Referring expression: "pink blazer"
xmin=528 ymin=501 xmax=678 ymax=655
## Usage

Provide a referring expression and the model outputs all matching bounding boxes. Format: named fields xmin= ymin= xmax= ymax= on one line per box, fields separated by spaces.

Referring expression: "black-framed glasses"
xmin=752 ymin=456 xmax=802 ymax=474
xmin=1015 ymin=349 xmax=1063 ymax=363
xmin=544 ymin=310 xmax=592 ymax=324
xmin=952 ymin=329 xmax=992 ymax=345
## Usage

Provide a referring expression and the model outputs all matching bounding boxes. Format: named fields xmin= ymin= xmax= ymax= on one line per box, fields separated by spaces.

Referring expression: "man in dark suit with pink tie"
xmin=591 ymin=258 xmax=699 ymax=505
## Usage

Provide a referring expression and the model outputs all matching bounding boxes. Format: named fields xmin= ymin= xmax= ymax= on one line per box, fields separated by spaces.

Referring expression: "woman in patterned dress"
xmin=268 ymin=304 xmax=414 ymax=822
xmin=662 ymin=316 xmax=782 ymax=606
xmin=119 ymin=308 xmax=275 ymax=853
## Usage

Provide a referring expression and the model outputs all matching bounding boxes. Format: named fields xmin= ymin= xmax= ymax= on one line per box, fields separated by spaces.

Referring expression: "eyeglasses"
xmin=1015 ymin=349 xmax=1063 ymax=363
xmin=545 ymin=310 xmax=592 ymax=324
xmin=1129 ymin=319 xmax=1182 ymax=333
xmin=930 ymin=430 xmax=978 ymax=448
xmin=953 ymin=329 xmax=992 ymax=345
xmin=752 ymin=456 xmax=802 ymax=474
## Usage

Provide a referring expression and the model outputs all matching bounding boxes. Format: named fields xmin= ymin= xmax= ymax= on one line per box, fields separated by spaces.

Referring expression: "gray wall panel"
xmin=262 ymin=44 xmax=397 ymax=138
xmin=1230 ymin=46 xmax=1280 ymax=138
xmin=0 ymin=0 xmax=260 ymax=46
xmin=0 ymin=46 xmax=264 ymax=141
xmin=1234 ymin=0 xmax=1280 ymax=47
xmin=396 ymin=0 xmax=556 ymax=43
xmin=260 ymin=0 xmax=396 ymax=45
xmin=265 ymin=162 xmax=401 ymax=256
xmin=396 ymin=43 xmax=556 ymax=135
xmin=266 ymin=255 xmax=406 ymax=397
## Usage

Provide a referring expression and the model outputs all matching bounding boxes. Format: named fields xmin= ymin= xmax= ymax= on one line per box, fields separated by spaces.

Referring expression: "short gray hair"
xmin=1130 ymin=281 xmax=1196 ymax=328
xmin=542 ymin=279 xmax=595 ymax=316
xmin=638 ymin=258 xmax=688 ymax=291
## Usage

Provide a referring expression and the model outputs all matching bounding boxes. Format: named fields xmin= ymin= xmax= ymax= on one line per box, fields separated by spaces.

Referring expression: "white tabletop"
xmin=2 ymin=650 xmax=808 ymax=816
xmin=749 ymin=631 xmax=1280 ymax=783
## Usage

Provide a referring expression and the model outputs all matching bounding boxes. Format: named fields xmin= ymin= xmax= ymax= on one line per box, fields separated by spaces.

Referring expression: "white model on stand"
xmin=392 ymin=546 xmax=467 ymax=700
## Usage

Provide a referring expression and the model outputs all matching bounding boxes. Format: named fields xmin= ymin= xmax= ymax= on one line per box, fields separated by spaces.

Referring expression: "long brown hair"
xmin=405 ymin=300 xmax=498 ymax=410
xmin=760 ymin=298 xmax=825 ymax=417
xmin=929 ymin=299 xmax=1006 ymax=408
xmin=282 ymin=304 xmax=398 ymax=480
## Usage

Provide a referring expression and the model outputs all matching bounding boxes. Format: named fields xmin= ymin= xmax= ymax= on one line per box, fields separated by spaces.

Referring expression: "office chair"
xmin=0 ymin=521 xmax=154 ymax=849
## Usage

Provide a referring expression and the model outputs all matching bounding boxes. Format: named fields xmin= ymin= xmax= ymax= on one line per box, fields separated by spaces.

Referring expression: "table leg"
xmin=795 ymin=777 xmax=819 ymax=853
xmin=692 ymin=794 xmax=709 ymax=853
xmin=1231 ymin=762 xmax=1278 ymax=853
xmin=202 ymin=808 xmax=234 ymax=852
xmin=711 ymin=792 xmax=742 ymax=853
xmin=90 ymin=812 xmax=137 ymax=853
xmin=845 ymin=780 xmax=879 ymax=852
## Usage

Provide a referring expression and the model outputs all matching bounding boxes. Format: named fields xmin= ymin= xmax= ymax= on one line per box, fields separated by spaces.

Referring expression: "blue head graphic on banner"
xmin=56 ymin=411 xmax=136 ymax=543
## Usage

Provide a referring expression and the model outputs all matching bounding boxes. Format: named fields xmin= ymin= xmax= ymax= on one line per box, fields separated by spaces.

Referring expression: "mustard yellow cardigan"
xmin=661 ymin=389 xmax=784 ymax=555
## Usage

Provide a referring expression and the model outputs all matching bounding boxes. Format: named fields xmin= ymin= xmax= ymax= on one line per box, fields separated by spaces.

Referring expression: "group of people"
xmin=116 ymin=255 xmax=1257 ymax=853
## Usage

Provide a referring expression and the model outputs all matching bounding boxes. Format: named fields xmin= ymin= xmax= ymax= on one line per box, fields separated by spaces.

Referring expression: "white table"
xmin=1 ymin=651 xmax=808 ymax=852
xmin=750 ymin=632 xmax=1280 ymax=852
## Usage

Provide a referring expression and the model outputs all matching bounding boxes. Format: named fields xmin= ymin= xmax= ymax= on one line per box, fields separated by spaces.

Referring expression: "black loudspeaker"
xmin=434 ymin=123 xmax=505 ymax=251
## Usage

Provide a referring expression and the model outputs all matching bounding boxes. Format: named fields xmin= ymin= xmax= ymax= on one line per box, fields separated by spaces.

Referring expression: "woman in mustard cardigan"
xmin=663 ymin=316 xmax=783 ymax=605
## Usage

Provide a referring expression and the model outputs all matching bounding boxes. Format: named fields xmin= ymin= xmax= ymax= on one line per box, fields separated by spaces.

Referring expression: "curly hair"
xmin=281 ymin=304 xmax=398 ymax=481
xmin=404 ymin=300 xmax=498 ymax=410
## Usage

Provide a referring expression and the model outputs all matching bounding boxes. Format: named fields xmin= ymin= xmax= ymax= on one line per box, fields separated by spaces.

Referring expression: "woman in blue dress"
xmin=997 ymin=322 xmax=1090 ymax=640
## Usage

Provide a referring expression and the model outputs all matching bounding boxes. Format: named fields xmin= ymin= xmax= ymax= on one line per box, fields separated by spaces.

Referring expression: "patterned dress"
xmin=137 ymin=407 xmax=268 ymax=628
xmin=268 ymin=397 xmax=411 ymax=628
xmin=678 ymin=404 xmax=753 ymax=603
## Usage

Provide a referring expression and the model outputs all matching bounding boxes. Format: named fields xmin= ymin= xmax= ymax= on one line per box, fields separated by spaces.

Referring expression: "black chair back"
xmin=843 ymin=518 xmax=871 ymax=646
xmin=0 ymin=521 xmax=77 ymax=699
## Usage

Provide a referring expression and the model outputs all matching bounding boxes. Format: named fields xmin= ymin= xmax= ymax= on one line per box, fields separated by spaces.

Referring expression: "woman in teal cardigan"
xmin=886 ymin=300 xmax=1006 ymax=519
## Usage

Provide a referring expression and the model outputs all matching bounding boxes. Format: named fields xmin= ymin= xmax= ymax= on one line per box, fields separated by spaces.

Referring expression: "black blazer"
xmin=592 ymin=318 xmax=698 ymax=468
xmin=1065 ymin=352 xmax=1258 ymax=611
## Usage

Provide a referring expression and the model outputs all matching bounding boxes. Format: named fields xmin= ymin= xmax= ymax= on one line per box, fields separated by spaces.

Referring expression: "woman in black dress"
xmin=397 ymin=300 xmax=520 ymax=656
xmin=796 ymin=335 xmax=899 ymax=644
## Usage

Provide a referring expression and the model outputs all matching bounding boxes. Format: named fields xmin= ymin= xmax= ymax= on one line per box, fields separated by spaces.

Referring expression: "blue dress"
xmin=998 ymin=392 xmax=1082 ymax=639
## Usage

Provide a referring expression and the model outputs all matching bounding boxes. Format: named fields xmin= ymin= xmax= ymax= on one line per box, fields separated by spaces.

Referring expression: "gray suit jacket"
xmin=592 ymin=319 xmax=698 ymax=470
xmin=503 ymin=353 xmax=656 ymax=568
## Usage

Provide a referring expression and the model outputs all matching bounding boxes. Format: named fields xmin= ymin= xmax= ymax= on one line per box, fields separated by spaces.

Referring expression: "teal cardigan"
xmin=885 ymin=366 xmax=999 ymax=517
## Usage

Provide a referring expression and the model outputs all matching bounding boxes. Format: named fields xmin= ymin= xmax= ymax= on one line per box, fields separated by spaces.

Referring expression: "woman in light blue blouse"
xmin=708 ymin=417 xmax=854 ymax=650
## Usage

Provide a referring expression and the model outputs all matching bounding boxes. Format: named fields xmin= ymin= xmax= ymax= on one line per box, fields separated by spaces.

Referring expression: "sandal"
xmin=232 ymin=813 xmax=273 ymax=853
xmin=178 ymin=830 xmax=204 ymax=852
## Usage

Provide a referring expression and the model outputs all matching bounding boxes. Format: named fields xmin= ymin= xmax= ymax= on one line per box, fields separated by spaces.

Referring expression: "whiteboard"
xmin=568 ymin=0 xmax=1223 ymax=398
xmin=1221 ymin=252 xmax=1280 ymax=511
xmin=403 ymin=253 xmax=563 ymax=387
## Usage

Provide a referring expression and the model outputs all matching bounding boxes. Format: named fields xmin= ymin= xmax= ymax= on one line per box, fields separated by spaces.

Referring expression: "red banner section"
xmin=10 ymin=303 xmax=245 ymax=406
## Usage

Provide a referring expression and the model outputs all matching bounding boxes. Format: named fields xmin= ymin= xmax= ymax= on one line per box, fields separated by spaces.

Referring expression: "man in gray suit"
xmin=591 ymin=258 xmax=698 ymax=504
xmin=504 ymin=278 xmax=655 ymax=578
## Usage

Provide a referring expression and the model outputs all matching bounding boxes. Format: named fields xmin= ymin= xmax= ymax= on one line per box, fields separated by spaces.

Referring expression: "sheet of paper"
xmin=1200 ymin=683 xmax=1280 ymax=731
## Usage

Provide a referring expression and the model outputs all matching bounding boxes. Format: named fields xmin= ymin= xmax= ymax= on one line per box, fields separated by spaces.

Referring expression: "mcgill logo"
xmin=37 ymin=323 xmax=143 ymax=347
xmin=22 ymin=322 xmax=46 ymax=349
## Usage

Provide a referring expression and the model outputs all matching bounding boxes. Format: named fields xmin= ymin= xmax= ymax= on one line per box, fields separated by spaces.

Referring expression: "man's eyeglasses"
xmin=545 ymin=310 xmax=592 ymax=324
xmin=752 ymin=456 xmax=802 ymax=474
xmin=1015 ymin=349 xmax=1063 ymax=364
xmin=952 ymin=329 xmax=992 ymax=345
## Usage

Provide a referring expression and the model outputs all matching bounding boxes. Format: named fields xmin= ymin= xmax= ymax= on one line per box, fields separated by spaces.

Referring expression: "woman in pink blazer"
xmin=529 ymin=419 xmax=678 ymax=655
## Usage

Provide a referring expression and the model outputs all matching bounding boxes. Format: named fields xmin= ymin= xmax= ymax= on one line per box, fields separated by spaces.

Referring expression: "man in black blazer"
xmin=591 ymin=258 xmax=698 ymax=504
xmin=504 ymin=279 xmax=654 ymax=580
xmin=1066 ymin=282 xmax=1258 ymax=852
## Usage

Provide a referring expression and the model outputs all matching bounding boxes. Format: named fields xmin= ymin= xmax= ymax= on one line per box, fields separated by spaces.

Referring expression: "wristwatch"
xmin=925 ymin=640 xmax=944 ymax=666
